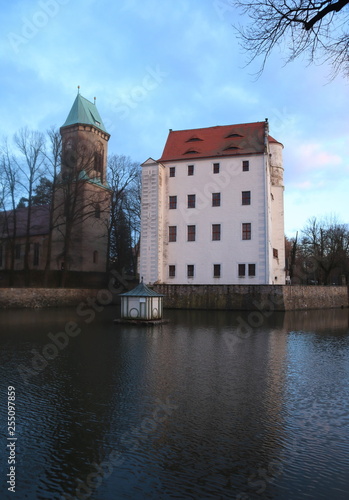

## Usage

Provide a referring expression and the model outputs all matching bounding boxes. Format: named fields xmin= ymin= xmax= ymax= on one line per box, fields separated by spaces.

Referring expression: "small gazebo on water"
xmin=118 ymin=279 xmax=165 ymax=323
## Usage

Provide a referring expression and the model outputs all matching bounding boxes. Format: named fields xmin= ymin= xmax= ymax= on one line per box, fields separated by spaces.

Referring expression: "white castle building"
xmin=140 ymin=119 xmax=285 ymax=285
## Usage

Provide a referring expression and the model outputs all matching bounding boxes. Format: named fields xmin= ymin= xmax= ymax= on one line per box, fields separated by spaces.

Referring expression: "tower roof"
xmin=61 ymin=93 xmax=108 ymax=133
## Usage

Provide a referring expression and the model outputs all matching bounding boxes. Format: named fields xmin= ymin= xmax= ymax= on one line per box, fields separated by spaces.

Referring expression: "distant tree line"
xmin=0 ymin=126 xmax=141 ymax=285
xmin=286 ymin=216 xmax=349 ymax=285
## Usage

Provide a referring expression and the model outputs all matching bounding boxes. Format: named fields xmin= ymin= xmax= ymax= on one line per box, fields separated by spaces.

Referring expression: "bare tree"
xmin=106 ymin=155 xmax=140 ymax=273
xmin=41 ymin=127 xmax=61 ymax=284
xmin=52 ymin=137 xmax=111 ymax=286
xmin=285 ymin=232 xmax=299 ymax=281
xmin=0 ymin=140 xmax=21 ymax=285
xmin=13 ymin=128 xmax=45 ymax=285
xmin=234 ymin=0 xmax=349 ymax=78
xmin=122 ymin=168 xmax=141 ymax=273
xmin=301 ymin=215 xmax=349 ymax=284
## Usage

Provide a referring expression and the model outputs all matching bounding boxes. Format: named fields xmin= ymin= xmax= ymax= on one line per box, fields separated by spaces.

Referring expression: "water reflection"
xmin=0 ymin=307 xmax=348 ymax=499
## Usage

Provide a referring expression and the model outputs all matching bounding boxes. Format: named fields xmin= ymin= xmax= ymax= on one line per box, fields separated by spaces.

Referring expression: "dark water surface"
xmin=1 ymin=306 xmax=349 ymax=499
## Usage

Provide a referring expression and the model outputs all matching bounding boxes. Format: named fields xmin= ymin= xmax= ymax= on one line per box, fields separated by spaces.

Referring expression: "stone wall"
xmin=154 ymin=284 xmax=348 ymax=311
xmin=1 ymin=285 xmax=347 ymax=311
xmin=0 ymin=288 xmax=99 ymax=309
xmin=282 ymin=285 xmax=348 ymax=310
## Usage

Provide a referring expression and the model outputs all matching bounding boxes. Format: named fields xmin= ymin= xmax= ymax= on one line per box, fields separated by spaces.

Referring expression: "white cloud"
xmin=298 ymin=142 xmax=342 ymax=169
xmin=0 ymin=0 xmax=348 ymax=233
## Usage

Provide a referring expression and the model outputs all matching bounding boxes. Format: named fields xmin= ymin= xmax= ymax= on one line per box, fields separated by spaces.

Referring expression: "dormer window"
xmin=225 ymin=133 xmax=243 ymax=138
xmin=90 ymin=111 xmax=101 ymax=127
xmin=186 ymin=135 xmax=203 ymax=142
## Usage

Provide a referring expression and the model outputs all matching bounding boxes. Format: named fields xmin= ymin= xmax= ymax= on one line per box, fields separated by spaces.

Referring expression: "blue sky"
xmin=0 ymin=0 xmax=348 ymax=236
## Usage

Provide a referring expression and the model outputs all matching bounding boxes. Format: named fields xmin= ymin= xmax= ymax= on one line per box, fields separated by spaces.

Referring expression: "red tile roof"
xmin=158 ymin=121 xmax=280 ymax=162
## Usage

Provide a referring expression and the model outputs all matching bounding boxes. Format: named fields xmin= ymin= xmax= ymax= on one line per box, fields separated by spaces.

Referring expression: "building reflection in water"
xmin=0 ymin=307 xmax=348 ymax=499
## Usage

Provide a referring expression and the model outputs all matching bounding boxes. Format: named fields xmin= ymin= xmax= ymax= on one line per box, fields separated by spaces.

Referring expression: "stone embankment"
xmin=0 ymin=285 xmax=347 ymax=311
xmin=153 ymin=284 xmax=348 ymax=311
xmin=0 ymin=288 xmax=98 ymax=309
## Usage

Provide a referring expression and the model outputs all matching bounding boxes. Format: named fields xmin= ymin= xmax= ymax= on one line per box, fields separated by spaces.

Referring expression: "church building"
xmin=51 ymin=92 xmax=111 ymax=273
xmin=139 ymin=119 xmax=285 ymax=285
xmin=0 ymin=93 xmax=111 ymax=279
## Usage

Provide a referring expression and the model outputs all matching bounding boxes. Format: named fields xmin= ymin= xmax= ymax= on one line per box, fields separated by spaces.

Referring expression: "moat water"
xmin=1 ymin=306 xmax=349 ymax=499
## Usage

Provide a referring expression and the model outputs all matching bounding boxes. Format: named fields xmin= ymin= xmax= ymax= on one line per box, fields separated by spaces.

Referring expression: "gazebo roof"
xmin=120 ymin=282 xmax=164 ymax=297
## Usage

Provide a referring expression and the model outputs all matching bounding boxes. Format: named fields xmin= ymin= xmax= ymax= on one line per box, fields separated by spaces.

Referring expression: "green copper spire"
xmin=62 ymin=93 xmax=108 ymax=133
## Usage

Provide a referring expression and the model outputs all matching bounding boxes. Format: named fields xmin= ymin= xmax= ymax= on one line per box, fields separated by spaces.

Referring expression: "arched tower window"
xmin=93 ymin=251 xmax=98 ymax=264
xmin=62 ymin=137 xmax=77 ymax=176
xmin=95 ymin=204 xmax=101 ymax=219
xmin=94 ymin=142 xmax=104 ymax=182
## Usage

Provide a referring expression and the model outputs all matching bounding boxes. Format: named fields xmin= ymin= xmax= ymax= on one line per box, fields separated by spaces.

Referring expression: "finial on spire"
xmin=94 ymin=97 xmax=96 ymax=105
xmin=77 ymin=85 xmax=80 ymax=94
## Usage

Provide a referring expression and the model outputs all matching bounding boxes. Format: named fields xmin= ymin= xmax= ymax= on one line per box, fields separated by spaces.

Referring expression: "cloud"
xmin=0 ymin=0 xmax=348 ymax=235
xmin=298 ymin=143 xmax=342 ymax=169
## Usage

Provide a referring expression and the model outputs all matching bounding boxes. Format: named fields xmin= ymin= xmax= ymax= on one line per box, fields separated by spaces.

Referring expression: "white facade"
xmin=140 ymin=121 xmax=285 ymax=285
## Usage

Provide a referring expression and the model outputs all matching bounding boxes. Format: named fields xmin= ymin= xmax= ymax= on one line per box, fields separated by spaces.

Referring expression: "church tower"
xmin=51 ymin=91 xmax=111 ymax=274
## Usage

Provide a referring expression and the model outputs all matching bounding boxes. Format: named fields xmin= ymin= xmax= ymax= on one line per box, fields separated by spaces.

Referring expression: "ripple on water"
xmin=1 ymin=307 xmax=349 ymax=499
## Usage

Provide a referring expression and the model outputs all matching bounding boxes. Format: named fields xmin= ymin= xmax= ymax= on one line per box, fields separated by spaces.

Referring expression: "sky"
xmin=0 ymin=0 xmax=348 ymax=236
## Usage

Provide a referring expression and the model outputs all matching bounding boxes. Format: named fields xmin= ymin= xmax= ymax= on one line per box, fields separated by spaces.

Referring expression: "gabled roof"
xmin=120 ymin=281 xmax=164 ymax=297
xmin=0 ymin=205 xmax=50 ymax=239
xmin=141 ymin=157 xmax=158 ymax=167
xmin=61 ymin=94 xmax=108 ymax=134
xmin=157 ymin=121 xmax=279 ymax=162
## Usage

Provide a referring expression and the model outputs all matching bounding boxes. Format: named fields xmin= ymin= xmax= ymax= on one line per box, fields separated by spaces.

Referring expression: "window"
xmin=186 ymin=136 xmax=203 ymax=142
xmin=213 ymin=162 xmax=220 ymax=174
xmin=248 ymin=264 xmax=256 ymax=277
xmin=169 ymin=226 xmax=177 ymax=242
xmin=187 ymin=194 xmax=196 ymax=208
xmin=169 ymin=265 xmax=176 ymax=277
xmin=242 ymin=191 xmax=251 ymax=205
xmin=213 ymin=264 xmax=221 ymax=278
xmin=225 ymin=132 xmax=243 ymax=138
xmin=242 ymin=223 xmax=251 ymax=240
xmin=15 ymin=244 xmax=21 ymax=260
xmin=273 ymin=248 xmax=279 ymax=259
xmin=212 ymin=224 xmax=221 ymax=241
xmin=91 ymin=112 xmax=101 ymax=127
xmin=238 ymin=264 xmax=246 ymax=277
xmin=63 ymin=150 xmax=76 ymax=170
xmin=94 ymin=151 xmax=103 ymax=176
xmin=239 ymin=263 xmax=255 ymax=277
xmin=95 ymin=203 xmax=101 ymax=218
xmin=187 ymin=264 xmax=194 ymax=278
xmin=242 ymin=160 xmax=249 ymax=171
xmin=169 ymin=167 xmax=176 ymax=177
xmin=187 ymin=225 xmax=196 ymax=241
xmin=188 ymin=164 xmax=194 ymax=176
xmin=169 ymin=196 xmax=177 ymax=209
xmin=33 ymin=243 xmax=39 ymax=266
xmin=93 ymin=250 xmax=98 ymax=264
xmin=212 ymin=193 xmax=221 ymax=207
